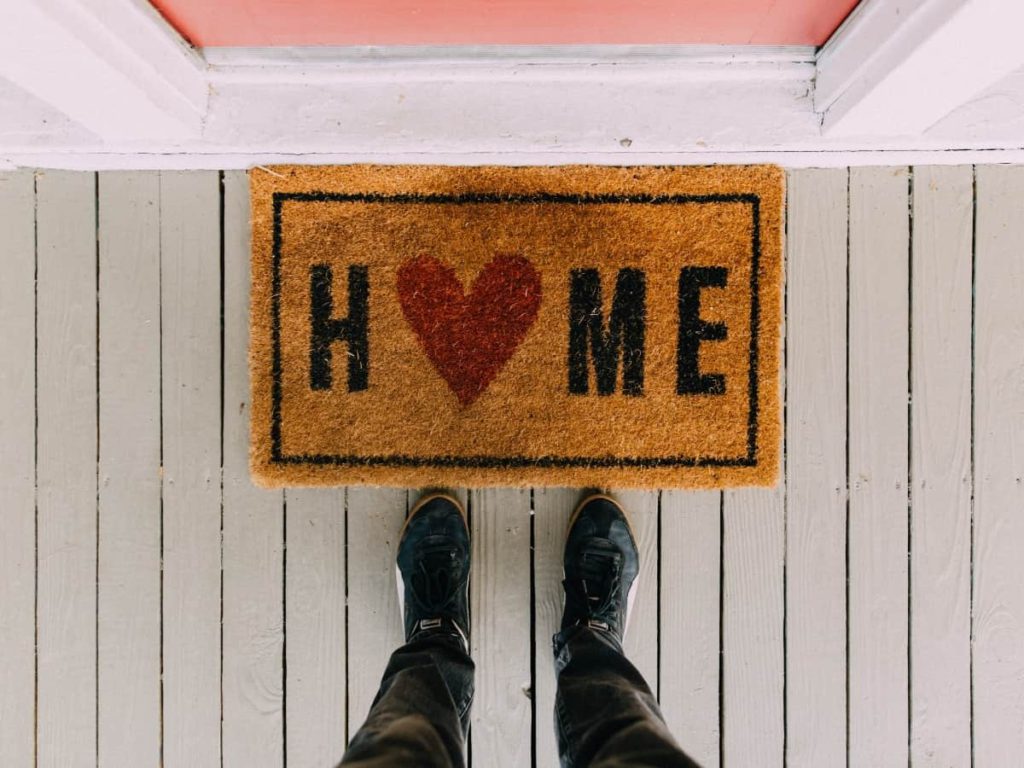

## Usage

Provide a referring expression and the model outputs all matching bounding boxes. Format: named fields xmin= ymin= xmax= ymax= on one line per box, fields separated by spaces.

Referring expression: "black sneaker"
xmin=396 ymin=493 xmax=471 ymax=651
xmin=560 ymin=494 xmax=640 ymax=643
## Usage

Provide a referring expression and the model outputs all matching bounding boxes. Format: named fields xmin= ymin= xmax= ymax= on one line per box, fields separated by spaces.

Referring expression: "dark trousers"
xmin=341 ymin=626 xmax=699 ymax=768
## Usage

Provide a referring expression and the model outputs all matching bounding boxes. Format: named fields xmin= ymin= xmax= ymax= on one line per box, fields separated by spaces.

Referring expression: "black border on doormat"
xmin=267 ymin=191 xmax=762 ymax=469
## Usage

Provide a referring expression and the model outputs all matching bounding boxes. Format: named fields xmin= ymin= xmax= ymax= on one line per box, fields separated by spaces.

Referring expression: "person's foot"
xmin=396 ymin=492 xmax=471 ymax=651
xmin=560 ymin=493 xmax=640 ymax=644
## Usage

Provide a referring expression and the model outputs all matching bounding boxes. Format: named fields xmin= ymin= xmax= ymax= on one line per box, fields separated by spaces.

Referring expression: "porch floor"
xmin=1 ymin=166 xmax=1021 ymax=767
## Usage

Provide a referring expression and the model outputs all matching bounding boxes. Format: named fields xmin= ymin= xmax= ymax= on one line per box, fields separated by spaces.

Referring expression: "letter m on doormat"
xmin=249 ymin=165 xmax=783 ymax=489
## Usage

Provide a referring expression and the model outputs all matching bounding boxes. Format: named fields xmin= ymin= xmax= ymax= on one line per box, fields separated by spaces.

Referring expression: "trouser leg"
xmin=340 ymin=632 xmax=474 ymax=768
xmin=553 ymin=625 xmax=700 ymax=768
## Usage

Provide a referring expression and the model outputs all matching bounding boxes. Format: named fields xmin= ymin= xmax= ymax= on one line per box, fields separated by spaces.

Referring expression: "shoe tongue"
xmin=412 ymin=543 xmax=462 ymax=614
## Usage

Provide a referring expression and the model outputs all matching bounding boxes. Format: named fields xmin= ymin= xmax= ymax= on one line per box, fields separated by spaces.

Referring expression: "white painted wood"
xmin=470 ymin=488 xmax=532 ymax=768
xmin=659 ymin=491 xmax=720 ymax=768
xmin=159 ymin=170 xmax=221 ymax=768
xmin=8 ymin=163 xmax=1021 ymax=765
xmin=203 ymin=44 xmax=817 ymax=68
xmin=785 ymin=168 xmax=848 ymax=767
xmin=222 ymin=169 xmax=285 ymax=767
xmin=0 ymin=0 xmax=206 ymax=139
xmin=0 ymin=170 xmax=36 ymax=768
xmin=532 ymin=488 xmax=578 ymax=768
xmin=0 ymin=74 xmax=93 ymax=151
xmin=202 ymin=59 xmax=815 ymax=159
xmin=973 ymin=164 xmax=1024 ymax=765
xmin=929 ymin=65 xmax=1024 ymax=144
xmin=817 ymin=0 xmax=1024 ymax=136
xmin=96 ymin=171 xmax=162 ymax=767
xmin=723 ymin=487 xmax=785 ymax=768
xmin=909 ymin=165 xmax=973 ymax=767
xmin=285 ymin=488 xmax=347 ymax=768
xmin=20 ymin=147 xmax=1024 ymax=172
xmin=614 ymin=491 xmax=659 ymax=693
xmin=847 ymin=166 xmax=910 ymax=767
xmin=345 ymin=487 xmax=408 ymax=735
xmin=35 ymin=170 xmax=97 ymax=768
xmin=9 ymin=37 xmax=1024 ymax=162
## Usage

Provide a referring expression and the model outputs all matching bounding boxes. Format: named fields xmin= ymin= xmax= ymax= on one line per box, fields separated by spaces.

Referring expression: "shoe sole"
xmin=396 ymin=492 xmax=470 ymax=643
xmin=564 ymin=493 xmax=640 ymax=641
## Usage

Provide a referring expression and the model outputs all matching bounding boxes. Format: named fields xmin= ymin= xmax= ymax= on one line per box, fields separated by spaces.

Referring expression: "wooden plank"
xmin=222 ymin=169 xmax=285 ymax=767
xmin=159 ymin=170 xmax=221 ymax=767
xmin=659 ymin=491 xmax=720 ymax=768
xmin=973 ymin=164 xmax=1024 ymax=765
xmin=615 ymin=490 xmax=659 ymax=692
xmin=785 ymin=168 xmax=848 ymax=767
xmin=285 ymin=487 xmax=347 ymax=768
xmin=0 ymin=170 xmax=36 ymax=768
xmin=722 ymin=487 xmax=785 ymax=767
xmin=909 ymin=165 xmax=973 ymax=767
xmin=35 ymin=170 xmax=97 ymax=768
xmin=847 ymin=166 xmax=910 ymax=768
xmin=470 ymin=488 xmax=532 ymax=768
xmin=345 ymin=486 xmax=408 ymax=735
xmin=96 ymin=171 xmax=162 ymax=767
xmin=532 ymin=487 xmax=578 ymax=768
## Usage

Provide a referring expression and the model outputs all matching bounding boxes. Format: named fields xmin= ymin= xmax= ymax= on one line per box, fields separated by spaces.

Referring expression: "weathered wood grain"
xmin=723 ymin=486 xmax=785 ymax=768
xmin=159 ymin=170 xmax=222 ymax=767
xmin=35 ymin=170 xmax=98 ymax=768
xmin=97 ymin=172 xmax=162 ymax=767
xmin=909 ymin=164 xmax=973 ymax=767
xmin=0 ymin=170 xmax=36 ymax=768
xmin=847 ymin=165 xmax=910 ymax=768
xmin=286 ymin=488 xmax=347 ymax=767
xmin=785 ymin=168 xmax=848 ymax=767
xmin=973 ymin=164 xmax=1024 ymax=765
xmin=660 ymin=490 xmax=721 ymax=768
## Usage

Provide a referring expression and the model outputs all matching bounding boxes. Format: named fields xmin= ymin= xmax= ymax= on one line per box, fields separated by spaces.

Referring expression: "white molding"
xmin=202 ymin=44 xmax=817 ymax=68
xmin=8 ymin=147 xmax=1024 ymax=172
xmin=816 ymin=0 xmax=1024 ymax=136
xmin=2 ymin=34 xmax=1024 ymax=166
xmin=1 ymin=46 xmax=821 ymax=156
xmin=0 ymin=0 xmax=208 ymax=140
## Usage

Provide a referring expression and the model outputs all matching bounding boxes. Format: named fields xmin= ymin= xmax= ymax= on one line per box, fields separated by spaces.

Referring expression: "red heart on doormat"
xmin=397 ymin=254 xmax=542 ymax=406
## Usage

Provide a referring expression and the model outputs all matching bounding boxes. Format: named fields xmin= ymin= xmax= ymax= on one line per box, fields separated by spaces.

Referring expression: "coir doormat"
xmin=250 ymin=165 xmax=782 ymax=488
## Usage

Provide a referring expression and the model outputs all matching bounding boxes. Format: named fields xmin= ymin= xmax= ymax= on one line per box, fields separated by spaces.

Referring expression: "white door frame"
xmin=3 ymin=0 xmax=1024 ymax=168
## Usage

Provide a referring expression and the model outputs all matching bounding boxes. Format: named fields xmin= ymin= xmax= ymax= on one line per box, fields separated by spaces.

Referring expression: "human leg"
xmin=552 ymin=495 xmax=699 ymax=768
xmin=341 ymin=494 xmax=473 ymax=768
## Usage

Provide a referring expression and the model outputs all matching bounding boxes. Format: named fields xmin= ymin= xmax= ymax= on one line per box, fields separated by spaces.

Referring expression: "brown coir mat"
xmin=250 ymin=165 xmax=783 ymax=488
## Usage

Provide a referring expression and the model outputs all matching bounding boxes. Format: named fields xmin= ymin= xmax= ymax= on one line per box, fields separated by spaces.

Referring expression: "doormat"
xmin=250 ymin=165 xmax=783 ymax=488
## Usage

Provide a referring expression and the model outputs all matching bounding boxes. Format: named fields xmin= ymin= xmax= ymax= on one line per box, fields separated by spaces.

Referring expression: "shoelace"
xmin=564 ymin=540 xmax=623 ymax=629
xmin=408 ymin=544 xmax=466 ymax=621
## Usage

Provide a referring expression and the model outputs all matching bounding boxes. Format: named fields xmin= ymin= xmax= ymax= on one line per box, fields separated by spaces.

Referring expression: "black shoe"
xmin=396 ymin=493 xmax=471 ymax=651
xmin=560 ymin=494 xmax=640 ymax=644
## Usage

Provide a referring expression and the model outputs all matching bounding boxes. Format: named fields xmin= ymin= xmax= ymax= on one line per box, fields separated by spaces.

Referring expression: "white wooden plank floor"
xmin=1 ymin=166 xmax=1022 ymax=768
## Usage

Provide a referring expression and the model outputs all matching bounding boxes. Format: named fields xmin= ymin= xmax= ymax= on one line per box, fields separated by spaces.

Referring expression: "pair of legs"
xmin=340 ymin=493 xmax=699 ymax=768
